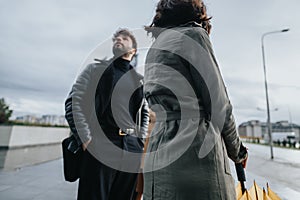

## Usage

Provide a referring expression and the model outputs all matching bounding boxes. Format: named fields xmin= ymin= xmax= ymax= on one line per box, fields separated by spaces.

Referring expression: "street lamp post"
xmin=261 ymin=28 xmax=289 ymax=160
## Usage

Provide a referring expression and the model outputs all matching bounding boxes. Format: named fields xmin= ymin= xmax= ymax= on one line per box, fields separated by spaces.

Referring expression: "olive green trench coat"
xmin=143 ymin=22 xmax=247 ymax=200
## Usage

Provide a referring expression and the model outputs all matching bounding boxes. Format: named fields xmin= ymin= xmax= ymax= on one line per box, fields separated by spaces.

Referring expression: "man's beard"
xmin=112 ymin=45 xmax=131 ymax=58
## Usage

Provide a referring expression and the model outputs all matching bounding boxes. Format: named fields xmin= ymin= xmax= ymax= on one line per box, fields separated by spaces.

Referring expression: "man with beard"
xmin=65 ymin=29 xmax=148 ymax=200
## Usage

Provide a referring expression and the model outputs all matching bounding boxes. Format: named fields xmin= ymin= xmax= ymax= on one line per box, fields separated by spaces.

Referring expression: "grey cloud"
xmin=1 ymin=0 xmax=299 ymax=126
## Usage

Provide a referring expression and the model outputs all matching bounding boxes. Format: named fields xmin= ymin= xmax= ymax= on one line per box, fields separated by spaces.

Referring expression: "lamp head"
xmin=282 ymin=28 xmax=290 ymax=32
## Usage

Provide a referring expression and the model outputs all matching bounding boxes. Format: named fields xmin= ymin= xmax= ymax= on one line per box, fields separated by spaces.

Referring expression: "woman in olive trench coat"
xmin=142 ymin=1 xmax=248 ymax=199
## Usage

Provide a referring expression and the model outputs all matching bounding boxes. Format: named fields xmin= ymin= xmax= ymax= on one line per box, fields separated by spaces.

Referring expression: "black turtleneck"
xmin=112 ymin=58 xmax=131 ymax=87
xmin=100 ymin=58 xmax=135 ymax=139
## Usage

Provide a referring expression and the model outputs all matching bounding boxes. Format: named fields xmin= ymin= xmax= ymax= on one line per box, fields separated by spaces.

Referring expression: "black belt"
xmin=100 ymin=125 xmax=135 ymax=137
xmin=118 ymin=128 xmax=135 ymax=136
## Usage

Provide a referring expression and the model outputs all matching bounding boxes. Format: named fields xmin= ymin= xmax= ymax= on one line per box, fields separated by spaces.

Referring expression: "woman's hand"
xmin=241 ymin=155 xmax=248 ymax=168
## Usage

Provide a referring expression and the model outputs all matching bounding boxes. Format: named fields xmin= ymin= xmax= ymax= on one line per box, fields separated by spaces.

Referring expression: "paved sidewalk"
xmin=0 ymin=143 xmax=299 ymax=199
xmin=0 ymin=159 xmax=78 ymax=200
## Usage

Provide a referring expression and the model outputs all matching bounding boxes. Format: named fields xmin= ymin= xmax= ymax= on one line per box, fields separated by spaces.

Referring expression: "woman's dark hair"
xmin=113 ymin=28 xmax=137 ymax=49
xmin=145 ymin=0 xmax=212 ymax=37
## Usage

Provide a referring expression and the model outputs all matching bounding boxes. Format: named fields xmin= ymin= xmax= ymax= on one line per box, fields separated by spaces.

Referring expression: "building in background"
xmin=15 ymin=115 xmax=38 ymax=124
xmin=40 ymin=115 xmax=67 ymax=126
xmin=15 ymin=115 xmax=67 ymax=126
xmin=238 ymin=120 xmax=300 ymax=143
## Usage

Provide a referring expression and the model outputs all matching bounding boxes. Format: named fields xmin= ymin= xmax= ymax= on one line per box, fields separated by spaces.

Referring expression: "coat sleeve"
xmin=64 ymin=90 xmax=82 ymax=147
xmin=221 ymin=103 xmax=247 ymax=163
xmin=182 ymin=28 xmax=247 ymax=163
xmin=66 ymin=64 xmax=96 ymax=145
xmin=138 ymin=99 xmax=149 ymax=139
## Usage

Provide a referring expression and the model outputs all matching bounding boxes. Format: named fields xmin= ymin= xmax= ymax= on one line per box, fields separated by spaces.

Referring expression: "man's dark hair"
xmin=113 ymin=28 xmax=137 ymax=49
xmin=145 ymin=0 xmax=212 ymax=37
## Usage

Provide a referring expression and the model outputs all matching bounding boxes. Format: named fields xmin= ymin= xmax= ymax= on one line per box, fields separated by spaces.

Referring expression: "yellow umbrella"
xmin=239 ymin=190 xmax=253 ymax=200
xmin=263 ymin=188 xmax=272 ymax=200
xmin=236 ymin=181 xmax=281 ymax=200
xmin=267 ymin=183 xmax=281 ymax=200
xmin=248 ymin=181 xmax=263 ymax=200
xmin=236 ymin=182 xmax=243 ymax=199
xmin=235 ymin=160 xmax=282 ymax=200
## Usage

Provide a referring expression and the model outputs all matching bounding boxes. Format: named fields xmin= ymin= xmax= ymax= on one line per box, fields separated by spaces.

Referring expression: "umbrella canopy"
xmin=236 ymin=181 xmax=281 ymax=200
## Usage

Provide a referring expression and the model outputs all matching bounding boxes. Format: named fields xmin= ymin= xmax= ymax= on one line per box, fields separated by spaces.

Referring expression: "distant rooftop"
xmin=239 ymin=120 xmax=300 ymax=129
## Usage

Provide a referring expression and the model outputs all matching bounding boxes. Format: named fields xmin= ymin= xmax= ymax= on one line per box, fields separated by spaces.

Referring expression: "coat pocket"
xmin=221 ymin=138 xmax=231 ymax=175
xmin=192 ymin=119 xmax=210 ymax=158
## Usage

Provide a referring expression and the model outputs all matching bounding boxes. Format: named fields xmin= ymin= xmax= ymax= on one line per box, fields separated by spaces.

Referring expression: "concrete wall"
xmin=0 ymin=125 xmax=70 ymax=148
xmin=0 ymin=125 xmax=70 ymax=169
xmin=0 ymin=126 xmax=13 ymax=147
xmin=0 ymin=144 xmax=62 ymax=169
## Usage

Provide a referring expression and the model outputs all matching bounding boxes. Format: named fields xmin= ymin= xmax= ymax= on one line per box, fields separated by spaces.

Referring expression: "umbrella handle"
xmin=235 ymin=163 xmax=246 ymax=193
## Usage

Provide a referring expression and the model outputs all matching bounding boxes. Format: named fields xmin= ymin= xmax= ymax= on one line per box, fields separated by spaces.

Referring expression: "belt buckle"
xmin=119 ymin=129 xmax=127 ymax=136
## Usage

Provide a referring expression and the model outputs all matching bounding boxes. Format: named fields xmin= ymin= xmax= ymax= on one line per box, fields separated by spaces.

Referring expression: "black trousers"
xmin=77 ymin=135 xmax=143 ymax=200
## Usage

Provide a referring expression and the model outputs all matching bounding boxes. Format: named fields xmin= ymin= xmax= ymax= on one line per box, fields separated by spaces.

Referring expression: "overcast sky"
xmin=1 ymin=0 xmax=299 ymax=126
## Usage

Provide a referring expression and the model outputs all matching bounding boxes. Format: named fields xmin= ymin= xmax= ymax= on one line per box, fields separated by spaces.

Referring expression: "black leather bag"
xmin=62 ymin=134 xmax=82 ymax=182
